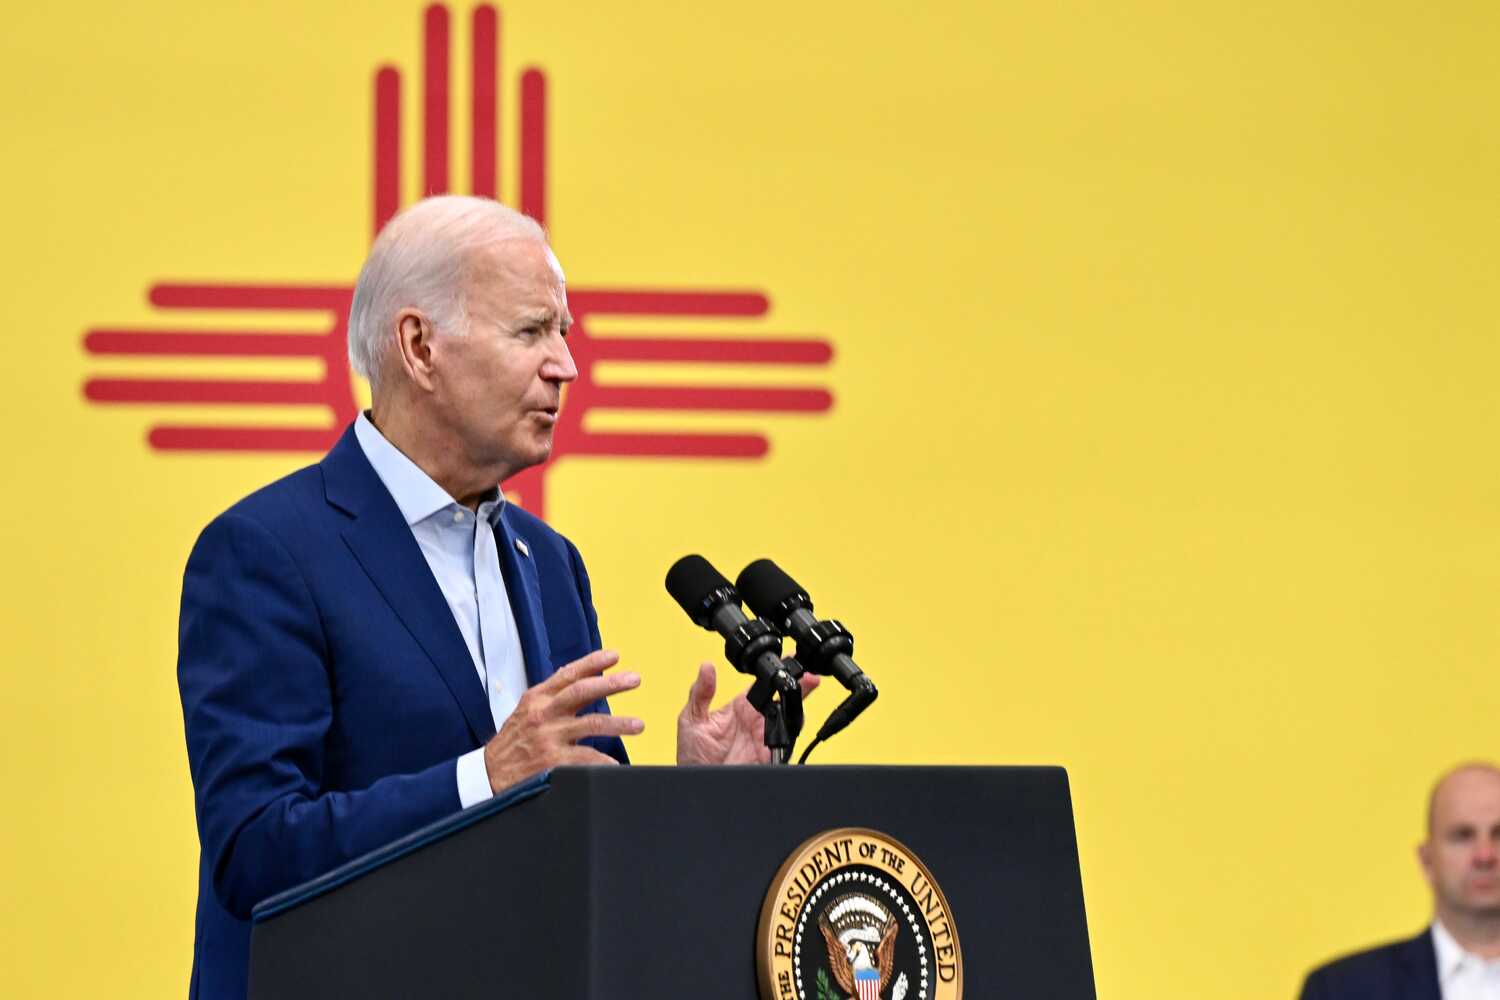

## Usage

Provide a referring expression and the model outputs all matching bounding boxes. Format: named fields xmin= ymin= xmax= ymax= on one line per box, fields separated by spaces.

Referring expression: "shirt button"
xmin=452 ymin=510 xmax=464 ymax=523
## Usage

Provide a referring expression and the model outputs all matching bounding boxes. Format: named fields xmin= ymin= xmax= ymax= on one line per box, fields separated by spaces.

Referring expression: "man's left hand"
xmin=676 ymin=663 xmax=820 ymax=765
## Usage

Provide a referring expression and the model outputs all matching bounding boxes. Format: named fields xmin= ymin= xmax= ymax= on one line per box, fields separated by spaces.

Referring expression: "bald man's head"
xmin=1427 ymin=763 xmax=1500 ymax=836
xmin=1419 ymin=762 xmax=1500 ymax=926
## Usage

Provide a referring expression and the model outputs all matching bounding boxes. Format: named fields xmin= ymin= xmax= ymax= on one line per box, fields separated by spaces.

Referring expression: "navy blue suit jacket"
xmin=177 ymin=424 xmax=625 ymax=1000
xmin=1299 ymin=930 xmax=1440 ymax=1000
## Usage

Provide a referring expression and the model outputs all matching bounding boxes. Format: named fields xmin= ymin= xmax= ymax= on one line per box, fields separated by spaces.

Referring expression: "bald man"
xmin=177 ymin=196 xmax=811 ymax=1000
xmin=1299 ymin=762 xmax=1500 ymax=1000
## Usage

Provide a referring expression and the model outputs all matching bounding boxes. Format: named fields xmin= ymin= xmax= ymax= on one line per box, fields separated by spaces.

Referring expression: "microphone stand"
xmin=744 ymin=658 xmax=804 ymax=765
xmin=791 ymin=618 xmax=876 ymax=765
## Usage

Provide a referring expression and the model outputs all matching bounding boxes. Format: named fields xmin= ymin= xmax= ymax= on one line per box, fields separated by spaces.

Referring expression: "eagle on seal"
xmin=818 ymin=892 xmax=899 ymax=998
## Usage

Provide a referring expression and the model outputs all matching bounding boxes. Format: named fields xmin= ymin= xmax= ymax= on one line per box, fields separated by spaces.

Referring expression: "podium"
xmin=249 ymin=766 xmax=1096 ymax=998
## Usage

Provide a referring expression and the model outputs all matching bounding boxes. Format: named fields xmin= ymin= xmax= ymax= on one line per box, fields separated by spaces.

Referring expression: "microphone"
xmin=735 ymin=559 xmax=877 ymax=750
xmin=664 ymin=554 xmax=801 ymax=701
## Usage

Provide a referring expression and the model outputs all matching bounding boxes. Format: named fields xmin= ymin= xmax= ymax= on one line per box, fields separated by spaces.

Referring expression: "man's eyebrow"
xmin=516 ymin=310 xmax=557 ymax=328
xmin=512 ymin=308 xmax=572 ymax=335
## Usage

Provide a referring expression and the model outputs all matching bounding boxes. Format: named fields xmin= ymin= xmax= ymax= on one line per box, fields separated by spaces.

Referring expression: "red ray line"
xmin=149 ymin=285 xmax=350 ymax=310
xmin=149 ymin=427 xmax=342 ymax=452
xmin=471 ymin=5 xmax=498 ymax=199
xmin=500 ymin=470 xmax=545 ymax=514
xmin=569 ymin=432 xmax=769 ymax=458
xmin=585 ymin=337 xmax=833 ymax=364
xmin=423 ymin=4 xmax=450 ymax=195
xmin=519 ymin=68 xmax=546 ymax=224
xmin=84 ymin=379 xmax=329 ymax=405
xmin=586 ymin=386 xmax=833 ymax=412
xmin=569 ymin=290 xmax=769 ymax=316
xmin=374 ymin=67 xmax=401 ymax=237
xmin=84 ymin=331 xmax=330 ymax=357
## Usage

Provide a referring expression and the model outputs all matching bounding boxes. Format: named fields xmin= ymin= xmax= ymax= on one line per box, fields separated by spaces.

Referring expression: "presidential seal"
xmin=757 ymin=828 xmax=962 ymax=1000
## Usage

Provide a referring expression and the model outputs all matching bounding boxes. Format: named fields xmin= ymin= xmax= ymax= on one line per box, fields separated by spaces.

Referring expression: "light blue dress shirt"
xmin=354 ymin=413 xmax=527 ymax=808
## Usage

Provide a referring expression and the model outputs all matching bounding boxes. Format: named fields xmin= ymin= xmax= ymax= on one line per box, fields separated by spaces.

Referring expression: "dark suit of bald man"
xmin=1299 ymin=930 xmax=1440 ymax=1000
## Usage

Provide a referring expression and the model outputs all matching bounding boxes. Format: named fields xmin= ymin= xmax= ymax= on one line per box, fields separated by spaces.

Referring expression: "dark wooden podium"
xmin=249 ymin=766 xmax=1095 ymax=998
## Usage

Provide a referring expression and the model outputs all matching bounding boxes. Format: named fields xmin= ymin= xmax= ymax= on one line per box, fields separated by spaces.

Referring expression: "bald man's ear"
xmin=1417 ymin=840 xmax=1435 ymax=884
xmin=394 ymin=310 xmax=437 ymax=391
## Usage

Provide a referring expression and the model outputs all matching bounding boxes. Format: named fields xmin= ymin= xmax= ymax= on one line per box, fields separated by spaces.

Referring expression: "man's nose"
xmin=1475 ymin=837 xmax=1499 ymax=867
xmin=541 ymin=332 xmax=578 ymax=383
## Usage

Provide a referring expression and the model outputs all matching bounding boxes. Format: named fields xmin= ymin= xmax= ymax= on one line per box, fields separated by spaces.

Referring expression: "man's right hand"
xmin=482 ymin=649 xmax=643 ymax=794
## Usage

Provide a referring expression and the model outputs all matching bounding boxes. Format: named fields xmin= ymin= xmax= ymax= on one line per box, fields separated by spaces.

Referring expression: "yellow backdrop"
xmin=3 ymin=1 xmax=1497 ymax=996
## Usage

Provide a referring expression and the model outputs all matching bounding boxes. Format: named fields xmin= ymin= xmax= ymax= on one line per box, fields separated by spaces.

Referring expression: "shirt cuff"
xmin=456 ymin=747 xmax=494 ymax=809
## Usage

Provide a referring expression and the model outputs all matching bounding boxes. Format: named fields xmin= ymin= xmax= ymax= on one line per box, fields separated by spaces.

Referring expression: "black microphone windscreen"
xmin=665 ymin=554 xmax=733 ymax=617
xmin=735 ymin=558 xmax=806 ymax=619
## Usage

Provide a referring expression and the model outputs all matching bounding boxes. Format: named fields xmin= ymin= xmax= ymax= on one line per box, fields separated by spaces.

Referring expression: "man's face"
xmin=428 ymin=236 xmax=576 ymax=482
xmin=1420 ymin=767 xmax=1500 ymax=921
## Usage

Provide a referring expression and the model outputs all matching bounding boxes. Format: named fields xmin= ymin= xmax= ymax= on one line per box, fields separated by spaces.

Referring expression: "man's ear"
xmin=1417 ymin=840 xmax=1435 ymax=885
xmin=394 ymin=309 xmax=437 ymax=391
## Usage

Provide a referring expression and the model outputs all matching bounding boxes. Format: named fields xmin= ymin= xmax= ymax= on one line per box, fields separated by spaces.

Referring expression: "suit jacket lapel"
xmin=322 ymin=425 xmax=496 ymax=745
xmin=1396 ymin=928 xmax=1442 ymax=1000
xmin=495 ymin=508 xmax=554 ymax=687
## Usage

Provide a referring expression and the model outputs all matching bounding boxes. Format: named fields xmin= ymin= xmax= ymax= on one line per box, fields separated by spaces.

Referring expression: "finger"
xmin=552 ymin=669 xmax=641 ymax=714
xmin=732 ymin=687 xmax=770 ymax=729
xmin=798 ymin=673 xmax=821 ymax=699
xmin=682 ymin=662 xmax=717 ymax=722
xmin=559 ymin=711 xmax=644 ymax=743
xmin=536 ymin=648 xmax=620 ymax=693
xmin=556 ymin=745 xmax=624 ymax=767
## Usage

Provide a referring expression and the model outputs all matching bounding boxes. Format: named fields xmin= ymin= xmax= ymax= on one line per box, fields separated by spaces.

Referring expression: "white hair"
xmin=347 ymin=195 xmax=546 ymax=390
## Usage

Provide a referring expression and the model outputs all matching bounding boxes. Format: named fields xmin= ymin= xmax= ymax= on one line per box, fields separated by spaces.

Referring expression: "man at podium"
xmin=176 ymin=196 xmax=803 ymax=1000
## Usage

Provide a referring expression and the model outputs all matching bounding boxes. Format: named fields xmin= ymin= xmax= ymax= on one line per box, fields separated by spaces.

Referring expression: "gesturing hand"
xmin=483 ymin=649 xmax=643 ymax=793
xmin=676 ymin=662 xmax=820 ymax=765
